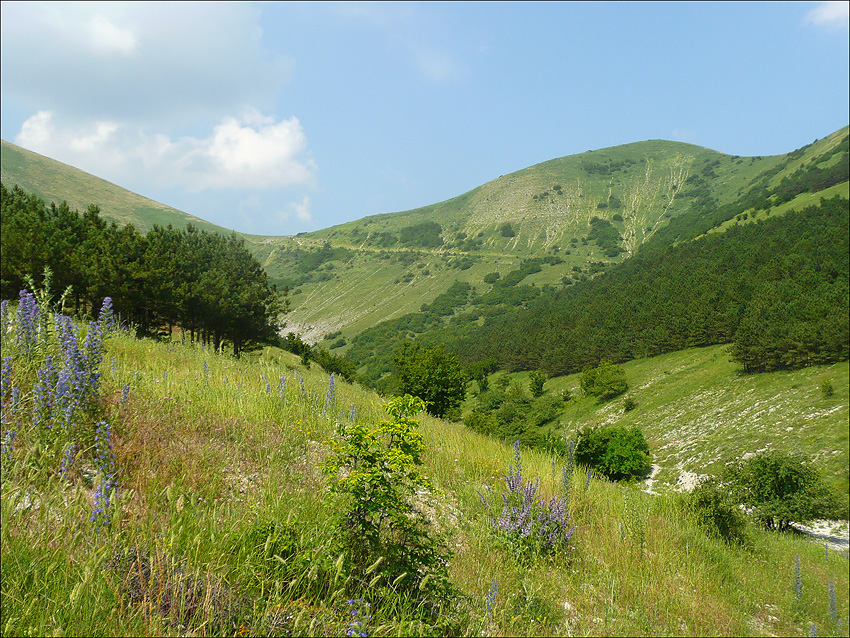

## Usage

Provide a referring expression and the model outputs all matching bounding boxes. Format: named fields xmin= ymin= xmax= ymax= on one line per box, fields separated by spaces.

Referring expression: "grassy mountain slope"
xmin=3 ymin=128 xmax=847 ymax=347
xmin=467 ymin=344 xmax=849 ymax=494
xmin=0 ymin=140 xmax=228 ymax=235
xmin=2 ymin=311 xmax=848 ymax=637
xmin=273 ymin=128 xmax=848 ymax=345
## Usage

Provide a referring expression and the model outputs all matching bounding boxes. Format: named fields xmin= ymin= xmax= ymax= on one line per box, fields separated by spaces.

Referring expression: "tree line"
xmin=1 ymin=183 xmax=283 ymax=355
xmin=454 ymin=196 xmax=849 ymax=375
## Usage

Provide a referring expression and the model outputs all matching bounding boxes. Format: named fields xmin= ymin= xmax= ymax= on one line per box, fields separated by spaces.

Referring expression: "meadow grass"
xmin=2 ymin=312 xmax=849 ymax=637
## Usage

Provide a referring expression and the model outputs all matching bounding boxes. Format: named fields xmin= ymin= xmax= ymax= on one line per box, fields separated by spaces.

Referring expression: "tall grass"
xmin=1 ymin=294 xmax=848 ymax=636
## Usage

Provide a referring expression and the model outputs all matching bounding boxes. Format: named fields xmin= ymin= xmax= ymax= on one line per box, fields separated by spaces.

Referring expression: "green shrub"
xmin=528 ymin=370 xmax=547 ymax=398
xmin=687 ymin=479 xmax=748 ymax=544
xmin=821 ymin=380 xmax=835 ymax=398
xmin=393 ymin=341 xmax=468 ymax=419
xmin=323 ymin=395 xmax=452 ymax=598
xmin=623 ymin=397 xmax=637 ymax=412
xmin=580 ymin=359 xmax=628 ymax=400
xmin=574 ymin=425 xmax=650 ymax=481
xmin=464 ymin=408 xmax=497 ymax=436
xmin=499 ymin=222 xmax=516 ymax=237
xmin=724 ymin=450 xmax=847 ymax=531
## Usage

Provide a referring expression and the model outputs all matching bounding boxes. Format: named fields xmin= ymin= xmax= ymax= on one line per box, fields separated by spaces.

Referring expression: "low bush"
xmin=574 ymin=425 xmax=650 ymax=481
xmin=723 ymin=450 xmax=847 ymax=531
xmin=323 ymin=395 xmax=453 ymax=601
xmin=687 ymin=479 xmax=748 ymax=544
xmin=580 ymin=359 xmax=628 ymax=400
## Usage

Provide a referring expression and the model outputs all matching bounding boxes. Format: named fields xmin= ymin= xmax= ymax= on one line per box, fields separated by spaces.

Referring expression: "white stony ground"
xmin=790 ymin=519 xmax=850 ymax=552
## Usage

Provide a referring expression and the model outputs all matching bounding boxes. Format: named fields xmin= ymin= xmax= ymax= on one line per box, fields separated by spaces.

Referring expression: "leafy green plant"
xmin=580 ymin=359 xmax=628 ymax=400
xmin=528 ymin=370 xmax=547 ymax=398
xmin=393 ymin=341 xmax=467 ymax=419
xmin=687 ymin=478 xmax=749 ymax=544
xmin=498 ymin=222 xmax=516 ymax=237
xmin=323 ymin=394 xmax=452 ymax=598
xmin=724 ymin=450 xmax=847 ymax=531
xmin=574 ymin=425 xmax=650 ymax=481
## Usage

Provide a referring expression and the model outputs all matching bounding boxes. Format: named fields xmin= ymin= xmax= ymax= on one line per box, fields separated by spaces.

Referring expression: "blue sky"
xmin=1 ymin=1 xmax=848 ymax=236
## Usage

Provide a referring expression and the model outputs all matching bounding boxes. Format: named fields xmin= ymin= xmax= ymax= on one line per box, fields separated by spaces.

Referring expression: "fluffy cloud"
xmin=16 ymin=110 xmax=315 ymax=192
xmin=1 ymin=3 xmax=292 ymax=124
xmin=289 ymin=196 xmax=313 ymax=223
xmin=84 ymin=14 xmax=139 ymax=56
xmin=804 ymin=1 xmax=849 ymax=29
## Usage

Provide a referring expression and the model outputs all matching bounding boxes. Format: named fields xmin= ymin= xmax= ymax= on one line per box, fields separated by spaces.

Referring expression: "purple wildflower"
xmin=322 ymin=373 xmax=336 ymax=416
xmin=16 ymin=290 xmax=39 ymax=357
xmin=0 ymin=357 xmax=12 ymax=403
xmin=484 ymin=441 xmax=575 ymax=554
xmin=1 ymin=427 xmax=15 ymax=465
xmin=829 ymin=580 xmax=837 ymax=624
xmin=485 ymin=580 xmax=498 ymax=614
xmin=97 ymin=297 xmax=116 ymax=333
xmin=1 ymin=387 xmax=20 ymax=464
xmin=0 ymin=299 xmax=9 ymax=344
xmin=60 ymin=443 xmax=76 ymax=479
xmin=345 ymin=599 xmax=372 ymax=638
xmin=90 ymin=421 xmax=117 ymax=529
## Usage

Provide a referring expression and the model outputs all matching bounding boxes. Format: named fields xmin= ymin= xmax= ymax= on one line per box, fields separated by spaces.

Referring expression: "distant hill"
xmin=0 ymin=140 xmax=229 ymax=235
xmin=3 ymin=127 xmax=847 ymax=349
xmin=275 ymin=127 xmax=847 ymax=346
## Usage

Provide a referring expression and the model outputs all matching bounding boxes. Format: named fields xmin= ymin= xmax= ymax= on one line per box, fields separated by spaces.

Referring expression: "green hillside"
xmin=2 ymin=127 xmax=847 ymax=349
xmin=264 ymin=128 xmax=848 ymax=345
xmin=2 ymin=302 xmax=847 ymax=637
xmin=465 ymin=344 xmax=849 ymax=494
xmin=2 ymin=121 xmax=848 ymax=634
xmin=0 ymin=140 xmax=229 ymax=235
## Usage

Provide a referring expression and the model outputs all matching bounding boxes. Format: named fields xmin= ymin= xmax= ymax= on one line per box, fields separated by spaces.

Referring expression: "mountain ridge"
xmin=3 ymin=127 xmax=848 ymax=346
xmin=0 ymin=139 xmax=230 ymax=235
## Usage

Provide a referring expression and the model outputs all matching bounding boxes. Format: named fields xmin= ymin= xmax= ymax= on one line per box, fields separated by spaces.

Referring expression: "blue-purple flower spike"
xmin=98 ymin=297 xmax=116 ymax=333
xmin=16 ymin=290 xmax=39 ymax=357
xmin=485 ymin=580 xmax=498 ymax=614
xmin=483 ymin=441 xmax=576 ymax=554
xmin=323 ymin=373 xmax=336 ymax=415
xmin=90 ymin=421 xmax=117 ymax=529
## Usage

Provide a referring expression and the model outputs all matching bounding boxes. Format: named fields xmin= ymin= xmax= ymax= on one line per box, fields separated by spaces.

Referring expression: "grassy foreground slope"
xmin=2 ymin=312 xmax=848 ymax=637
xmin=0 ymin=140 xmax=228 ymax=235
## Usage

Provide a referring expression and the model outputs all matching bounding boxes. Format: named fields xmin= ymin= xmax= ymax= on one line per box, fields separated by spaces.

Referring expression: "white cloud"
xmin=290 ymin=196 xmax=313 ymax=223
xmin=16 ymin=110 xmax=54 ymax=148
xmin=85 ymin=14 xmax=138 ymax=56
xmin=1 ymin=3 xmax=292 ymax=125
xmin=804 ymin=1 xmax=849 ymax=29
xmin=15 ymin=110 xmax=316 ymax=193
